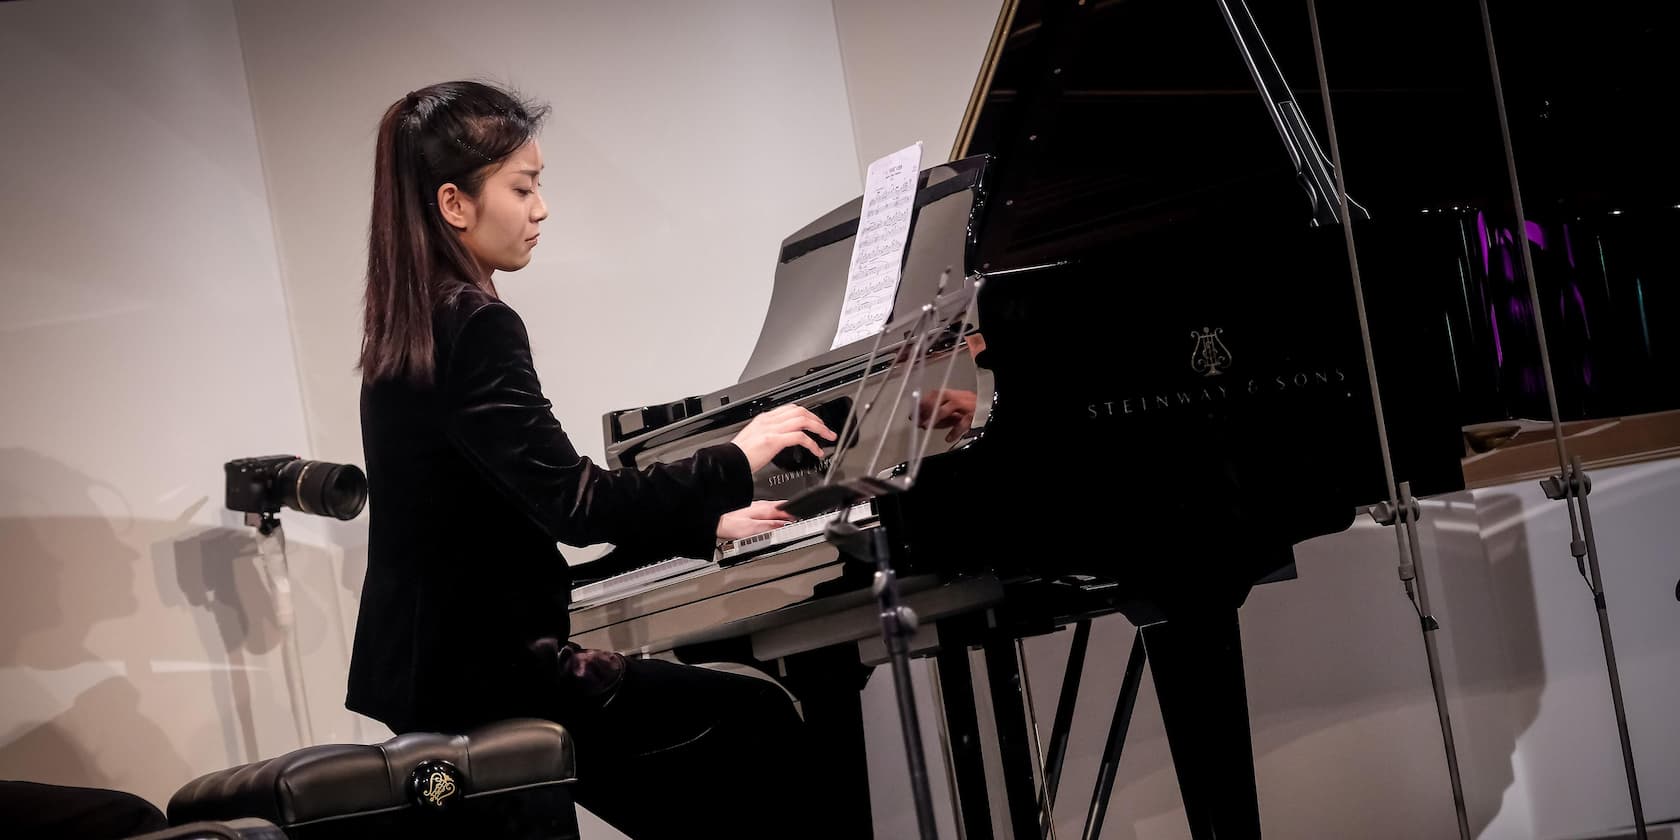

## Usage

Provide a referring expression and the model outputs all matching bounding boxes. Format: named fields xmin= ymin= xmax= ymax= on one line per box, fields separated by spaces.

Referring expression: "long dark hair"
xmin=361 ymin=81 xmax=550 ymax=385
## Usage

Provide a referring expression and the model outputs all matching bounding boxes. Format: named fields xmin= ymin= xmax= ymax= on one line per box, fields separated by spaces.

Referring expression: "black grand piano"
xmin=569 ymin=1 xmax=1679 ymax=837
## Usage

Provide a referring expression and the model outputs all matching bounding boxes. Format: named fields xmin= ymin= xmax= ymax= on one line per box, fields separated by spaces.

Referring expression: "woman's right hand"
xmin=730 ymin=405 xmax=837 ymax=473
xmin=717 ymin=500 xmax=798 ymax=540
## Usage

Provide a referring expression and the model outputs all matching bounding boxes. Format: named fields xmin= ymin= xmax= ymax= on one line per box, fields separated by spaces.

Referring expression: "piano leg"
xmin=1041 ymin=619 xmax=1093 ymax=824
xmin=983 ymin=639 xmax=1051 ymax=840
xmin=1141 ymin=611 xmax=1261 ymax=840
xmin=935 ymin=646 xmax=995 ymax=840
xmin=1081 ymin=630 xmax=1147 ymax=840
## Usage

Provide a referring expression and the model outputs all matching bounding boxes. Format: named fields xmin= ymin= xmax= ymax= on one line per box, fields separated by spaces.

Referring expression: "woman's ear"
xmin=436 ymin=183 xmax=472 ymax=230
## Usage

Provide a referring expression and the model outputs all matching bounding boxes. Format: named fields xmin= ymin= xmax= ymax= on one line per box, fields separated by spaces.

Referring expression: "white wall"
xmin=1466 ymin=460 xmax=1680 ymax=837
xmin=0 ymin=0 xmax=363 ymax=810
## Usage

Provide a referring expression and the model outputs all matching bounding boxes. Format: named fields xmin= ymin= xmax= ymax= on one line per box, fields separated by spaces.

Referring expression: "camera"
xmin=224 ymin=455 xmax=368 ymax=521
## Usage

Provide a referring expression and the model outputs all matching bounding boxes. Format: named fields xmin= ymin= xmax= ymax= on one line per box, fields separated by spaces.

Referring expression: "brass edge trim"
xmin=951 ymin=0 xmax=1021 ymax=161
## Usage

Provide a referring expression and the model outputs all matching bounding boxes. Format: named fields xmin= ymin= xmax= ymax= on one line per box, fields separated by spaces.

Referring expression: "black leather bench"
xmin=165 ymin=719 xmax=579 ymax=839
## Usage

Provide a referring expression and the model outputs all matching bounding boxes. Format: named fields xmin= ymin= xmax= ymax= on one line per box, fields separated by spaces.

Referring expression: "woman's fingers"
xmin=780 ymin=430 xmax=826 ymax=459
xmin=930 ymin=402 xmax=965 ymax=428
xmin=749 ymin=500 xmax=798 ymax=521
xmin=770 ymin=405 xmax=837 ymax=440
xmin=947 ymin=416 xmax=972 ymax=442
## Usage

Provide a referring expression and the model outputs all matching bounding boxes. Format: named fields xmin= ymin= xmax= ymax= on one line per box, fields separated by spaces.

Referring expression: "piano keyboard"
xmin=716 ymin=501 xmax=875 ymax=562
xmin=570 ymin=555 xmax=714 ymax=605
xmin=570 ymin=502 xmax=877 ymax=606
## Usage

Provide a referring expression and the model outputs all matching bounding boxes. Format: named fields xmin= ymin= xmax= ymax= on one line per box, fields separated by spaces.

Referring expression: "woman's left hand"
xmin=917 ymin=389 xmax=978 ymax=442
xmin=717 ymin=500 xmax=797 ymax=541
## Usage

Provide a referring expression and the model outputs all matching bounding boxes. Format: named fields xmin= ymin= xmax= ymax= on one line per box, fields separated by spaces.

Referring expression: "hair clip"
xmin=452 ymin=136 xmax=494 ymax=163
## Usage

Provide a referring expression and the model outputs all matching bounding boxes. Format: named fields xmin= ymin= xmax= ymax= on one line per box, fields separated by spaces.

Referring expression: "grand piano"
xmin=568 ymin=1 xmax=1679 ymax=837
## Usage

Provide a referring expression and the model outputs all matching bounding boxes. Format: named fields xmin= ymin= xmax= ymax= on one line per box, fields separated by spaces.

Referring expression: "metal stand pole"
xmin=829 ymin=521 xmax=940 ymax=840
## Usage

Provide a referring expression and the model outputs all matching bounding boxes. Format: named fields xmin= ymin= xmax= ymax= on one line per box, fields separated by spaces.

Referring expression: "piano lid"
xmin=948 ymin=0 xmax=1680 ymax=430
xmin=949 ymin=0 xmax=1518 ymax=273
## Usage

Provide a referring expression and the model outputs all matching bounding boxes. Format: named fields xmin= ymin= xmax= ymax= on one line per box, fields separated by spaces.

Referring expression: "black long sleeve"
xmin=441 ymin=300 xmax=751 ymax=558
xmin=350 ymin=291 xmax=754 ymax=733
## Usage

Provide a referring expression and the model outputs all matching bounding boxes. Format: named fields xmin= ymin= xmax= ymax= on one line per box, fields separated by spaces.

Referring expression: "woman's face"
xmin=450 ymin=139 xmax=548 ymax=275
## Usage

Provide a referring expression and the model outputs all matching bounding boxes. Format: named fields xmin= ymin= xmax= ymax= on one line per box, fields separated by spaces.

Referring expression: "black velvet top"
xmin=347 ymin=285 xmax=752 ymax=733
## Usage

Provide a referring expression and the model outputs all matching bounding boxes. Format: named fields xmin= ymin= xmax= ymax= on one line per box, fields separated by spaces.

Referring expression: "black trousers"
xmin=557 ymin=657 xmax=866 ymax=840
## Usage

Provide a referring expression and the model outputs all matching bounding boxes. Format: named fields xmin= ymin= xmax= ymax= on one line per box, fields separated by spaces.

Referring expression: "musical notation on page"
xmin=831 ymin=142 xmax=922 ymax=349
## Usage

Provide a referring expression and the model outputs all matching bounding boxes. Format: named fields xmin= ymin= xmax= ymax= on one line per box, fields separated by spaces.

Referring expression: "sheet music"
xmin=832 ymin=142 xmax=923 ymax=349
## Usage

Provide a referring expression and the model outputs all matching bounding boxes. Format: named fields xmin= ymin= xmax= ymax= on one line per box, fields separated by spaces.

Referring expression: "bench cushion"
xmin=167 ymin=719 xmax=577 ymax=839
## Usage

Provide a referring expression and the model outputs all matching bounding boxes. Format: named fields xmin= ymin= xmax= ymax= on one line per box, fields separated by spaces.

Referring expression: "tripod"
xmin=242 ymin=511 xmax=315 ymax=749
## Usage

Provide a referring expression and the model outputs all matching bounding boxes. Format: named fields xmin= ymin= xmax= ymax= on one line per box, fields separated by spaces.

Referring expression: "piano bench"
xmin=165 ymin=718 xmax=580 ymax=840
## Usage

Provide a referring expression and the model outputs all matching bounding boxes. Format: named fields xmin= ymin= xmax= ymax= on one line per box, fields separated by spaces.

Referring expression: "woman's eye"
xmin=515 ymin=188 xmax=532 ymax=197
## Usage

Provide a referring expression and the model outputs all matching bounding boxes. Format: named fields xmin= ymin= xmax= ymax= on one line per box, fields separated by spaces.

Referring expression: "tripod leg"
xmin=985 ymin=639 xmax=1048 ymax=840
xmin=1142 ymin=612 xmax=1261 ymax=840
xmin=1081 ymin=631 xmax=1146 ymax=840
xmin=938 ymin=646 xmax=995 ymax=840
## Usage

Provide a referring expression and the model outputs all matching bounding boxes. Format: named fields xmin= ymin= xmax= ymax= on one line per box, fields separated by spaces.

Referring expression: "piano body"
xmin=570 ymin=1 xmax=1679 ymax=837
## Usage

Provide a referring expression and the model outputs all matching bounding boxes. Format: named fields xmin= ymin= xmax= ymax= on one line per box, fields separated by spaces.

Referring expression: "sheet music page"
xmin=831 ymin=141 xmax=923 ymax=349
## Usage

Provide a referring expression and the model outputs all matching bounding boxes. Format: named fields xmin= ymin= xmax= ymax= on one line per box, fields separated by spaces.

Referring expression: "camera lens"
xmin=278 ymin=459 xmax=368 ymax=520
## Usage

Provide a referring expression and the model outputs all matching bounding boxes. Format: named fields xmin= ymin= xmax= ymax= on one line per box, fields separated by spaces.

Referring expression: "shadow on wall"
xmin=152 ymin=518 xmax=355 ymax=758
xmin=1447 ymin=491 xmax=1547 ymax=835
xmin=1234 ymin=494 xmax=1544 ymax=839
xmin=0 ymin=447 xmax=366 ymax=807
xmin=155 ymin=526 xmax=275 ymax=765
xmin=0 ymin=448 xmax=192 ymax=796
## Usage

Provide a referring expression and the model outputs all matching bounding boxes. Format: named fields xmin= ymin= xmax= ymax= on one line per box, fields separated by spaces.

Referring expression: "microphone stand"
xmin=828 ymin=517 xmax=939 ymax=840
xmin=1304 ymin=2 xmax=1471 ymax=835
xmin=1480 ymin=2 xmax=1647 ymax=832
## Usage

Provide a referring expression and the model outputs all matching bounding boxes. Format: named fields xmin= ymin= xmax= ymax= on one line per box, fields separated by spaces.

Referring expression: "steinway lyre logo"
xmin=408 ymin=759 xmax=462 ymax=809
xmin=421 ymin=770 xmax=456 ymax=806
xmin=1190 ymin=327 xmax=1232 ymax=377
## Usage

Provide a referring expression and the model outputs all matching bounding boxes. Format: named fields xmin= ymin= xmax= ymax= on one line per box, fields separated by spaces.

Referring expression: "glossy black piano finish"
xmin=963 ymin=0 xmax=1679 ymax=433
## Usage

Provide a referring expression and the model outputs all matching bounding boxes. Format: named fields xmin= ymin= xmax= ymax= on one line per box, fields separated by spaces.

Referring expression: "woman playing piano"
xmin=348 ymin=80 xmax=840 ymax=839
